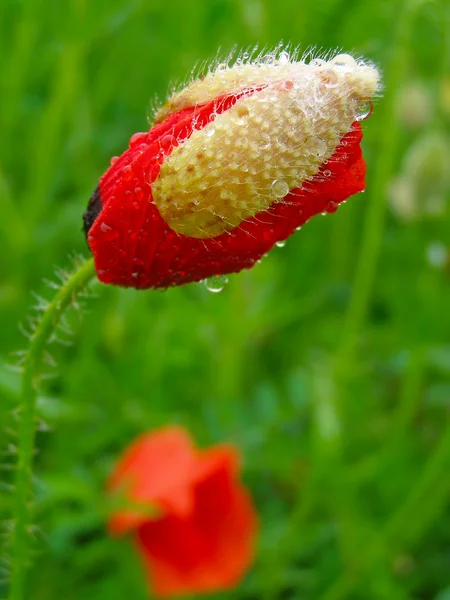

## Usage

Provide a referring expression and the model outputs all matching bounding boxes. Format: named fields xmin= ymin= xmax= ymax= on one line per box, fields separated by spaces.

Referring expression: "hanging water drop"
xmin=204 ymin=274 xmax=228 ymax=293
xmin=356 ymin=101 xmax=372 ymax=121
xmin=325 ymin=200 xmax=339 ymax=213
xmin=275 ymin=240 xmax=286 ymax=248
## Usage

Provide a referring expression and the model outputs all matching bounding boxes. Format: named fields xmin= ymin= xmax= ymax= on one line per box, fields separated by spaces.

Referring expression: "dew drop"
xmin=122 ymin=165 xmax=133 ymax=180
xmin=295 ymin=226 xmax=302 ymax=232
xmin=110 ymin=156 xmax=119 ymax=166
xmin=129 ymin=132 xmax=147 ymax=146
xmin=314 ymin=137 xmax=328 ymax=157
xmin=321 ymin=69 xmax=339 ymax=87
xmin=275 ymin=240 xmax=286 ymax=248
xmin=204 ymin=274 xmax=228 ymax=293
xmin=356 ymin=100 xmax=372 ymax=121
xmin=271 ymin=180 xmax=289 ymax=198
xmin=323 ymin=169 xmax=332 ymax=177
xmin=325 ymin=200 xmax=339 ymax=213
xmin=99 ymin=222 xmax=119 ymax=241
xmin=279 ymin=50 xmax=290 ymax=65
xmin=331 ymin=54 xmax=356 ymax=68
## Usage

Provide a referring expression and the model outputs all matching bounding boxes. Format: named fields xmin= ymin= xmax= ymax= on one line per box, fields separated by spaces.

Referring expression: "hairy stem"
xmin=9 ymin=257 xmax=96 ymax=600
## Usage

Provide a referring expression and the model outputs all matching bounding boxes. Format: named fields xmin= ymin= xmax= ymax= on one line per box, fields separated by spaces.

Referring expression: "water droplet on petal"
xmin=129 ymin=132 xmax=147 ymax=146
xmin=110 ymin=156 xmax=119 ymax=166
xmin=331 ymin=54 xmax=357 ymax=68
xmin=356 ymin=100 xmax=372 ymax=121
xmin=271 ymin=180 xmax=289 ymax=198
xmin=204 ymin=275 xmax=228 ymax=293
xmin=321 ymin=69 xmax=339 ymax=87
xmin=100 ymin=222 xmax=119 ymax=241
xmin=275 ymin=240 xmax=286 ymax=248
xmin=323 ymin=169 xmax=332 ymax=177
xmin=314 ymin=137 xmax=328 ymax=157
xmin=325 ymin=200 xmax=339 ymax=213
xmin=122 ymin=165 xmax=133 ymax=180
xmin=261 ymin=137 xmax=271 ymax=150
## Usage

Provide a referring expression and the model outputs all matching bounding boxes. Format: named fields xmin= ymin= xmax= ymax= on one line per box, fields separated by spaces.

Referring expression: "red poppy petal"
xmin=108 ymin=427 xmax=199 ymax=535
xmin=136 ymin=462 xmax=257 ymax=597
xmin=194 ymin=445 xmax=240 ymax=482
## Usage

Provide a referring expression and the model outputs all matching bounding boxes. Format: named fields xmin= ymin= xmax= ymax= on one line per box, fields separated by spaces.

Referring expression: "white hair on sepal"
xmin=150 ymin=43 xmax=381 ymax=126
xmin=147 ymin=93 xmax=163 ymax=125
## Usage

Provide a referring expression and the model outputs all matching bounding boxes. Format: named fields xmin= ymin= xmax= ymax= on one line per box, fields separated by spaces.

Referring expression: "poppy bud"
xmin=85 ymin=49 xmax=380 ymax=289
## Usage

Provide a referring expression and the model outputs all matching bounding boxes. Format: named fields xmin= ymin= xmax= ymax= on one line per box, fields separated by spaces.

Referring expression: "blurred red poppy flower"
xmin=107 ymin=426 xmax=257 ymax=598
xmin=85 ymin=49 xmax=380 ymax=289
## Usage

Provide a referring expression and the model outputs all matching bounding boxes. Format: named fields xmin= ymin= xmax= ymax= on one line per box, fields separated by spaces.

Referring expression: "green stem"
xmin=9 ymin=257 xmax=96 ymax=600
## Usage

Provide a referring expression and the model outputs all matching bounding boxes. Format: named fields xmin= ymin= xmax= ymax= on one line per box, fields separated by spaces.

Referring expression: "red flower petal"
xmin=135 ymin=449 xmax=256 ymax=597
xmin=107 ymin=427 xmax=198 ymax=535
xmin=107 ymin=428 xmax=258 ymax=597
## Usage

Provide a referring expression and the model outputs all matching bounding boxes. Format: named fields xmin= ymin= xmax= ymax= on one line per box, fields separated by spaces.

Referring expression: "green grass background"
xmin=1 ymin=0 xmax=449 ymax=598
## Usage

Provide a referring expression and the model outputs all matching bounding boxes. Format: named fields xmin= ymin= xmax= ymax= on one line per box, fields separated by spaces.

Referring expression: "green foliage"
xmin=0 ymin=0 xmax=449 ymax=599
